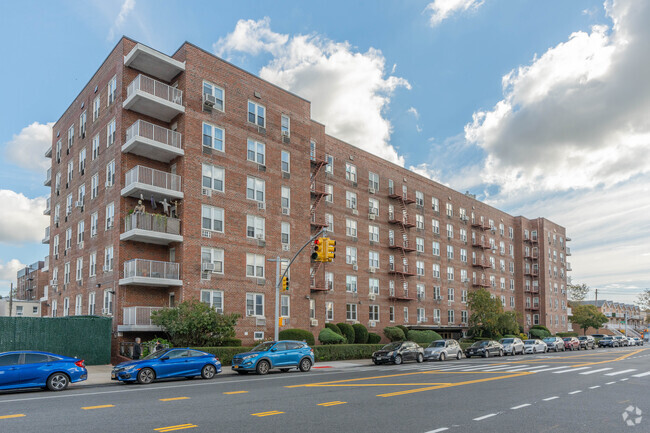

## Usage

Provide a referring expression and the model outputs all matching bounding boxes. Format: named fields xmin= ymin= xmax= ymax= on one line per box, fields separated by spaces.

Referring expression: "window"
xmin=281 ymin=187 xmax=290 ymax=209
xmin=325 ymin=154 xmax=333 ymax=174
xmin=462 ymin=290 xmax=468 ymax=303
xmin=447 ymin=266 xmax=454 ymax=281
xmin=325 ymin=213 xmax=333 ymax=232
xmin=432 ymin=241 xmax=440 ymax=256
xmin=446 ymin=203 xmax=453 ymax=217
xmin=246 ymin=254 xmax=265 ymax=278
xmin=346 ymin=219 xmax=357 ymax=238
xmin=79 ymin=148 xmax=86 ymax=174
xmin=448 ymin=288 xmax=455 ymax=302
xmin=88 ymin=212 xmax=98 ymax=237
xmin=87 ymin=292 xmax=95 ymax=315
xmin=77 ymin=220 xmax=84 ymax=245
xmin=369 ymin=305 xmax=379 ymax=321
xmin=202 ymin=164 xmax=224 ymax=192
xmin=281 ymin=114 xmax=290 ymax=137
xmin=448 ymin=310 xmax=455 ymax=324
xmin=324 ymin=184 xmax=333 ymax=203
xmin=51 ymin=299 xmax=57 ymax=317
xmin=417 ymin=308 xmax=426 ymax=323
xmin=75 ymin=294 xmax=82 ymax=316
xmin=91 ymin=174 xmax=99 ymax=199
xmin=93 ymin=96 xmax=100 ymax=121
xmin=403 ymin=307 xmax=409 ymax=323
xmin=67 ymin=161 xmax=74 ymax=184
xmin=417 ymin=284 xmax=425 ymax=300
xmin=368 ymin=172 xmax=379 ymax=191
xmin=346 ymin=246 xmax=357 ymax=265
xmin=447 ymin=245 xmax=454 ymax=259
xmin=433 ymin=308 xmax=441 ymax=323
xmin=416 ymin=214 xmax=424 ymax=230
xmin=107 ymin=75 xmax=117 ymax=105
xmin=247 ymin=139 xmax=265 ymax=164
xmin=198 ymin=248 xmax=224 ymax=277
xmin=460 ymin=248 xmax=467 ymax=263
xmin=53 ymin=235 xmax=59 ymax=257
xmin=107 ymin=118 xmax=116 ymax=147
xmin=77 ymin=184 xmax=85 ymax=205
xmin=55 ymin=172 xmax=61 ymax=191
xmin=389 ymin=306 xmax=394 ymax=322
xmin=310 ymin=299 xmax=316 ymax=319
xmin=416 ymin=237 xmax=424 ymax=252
xmin=345 ymin=163 xmax=357 ymax=182
xmin=91 ymin=134 xmax=99 ymax=160
xmin=432 ymin=263 xmax=440 ymax=278
xmin=281 ymin=222 xmax=290 ymax=244
xmin=446 ymin=224 xmax=454 ymax=239
xmin=369 ymin=251 xmax=379 ymax=268
xmin=533 ymin=314 xmax=540 ymax=325
xmin=369 ymin=278 xmax=379 ymax=295
xmin=106 ymin=159 xmax=115 ymax=187
xmin=461 ymin=310 xmax=468 ymax=324
xmin=200 ymin=205 xmax=224 ymax=233
xmin=248 ymin=101 xmax=266 ymax=127
xmin=246 ymin=177 xmax=265 ymax=202
xmin=510 ymin=296 xmax=515 ymax=308
xmin=509 ymin=227 xmax=514 ymax=239
xmin=416 ymin=261 xmax=424 ymax=276
xmin=79 ymin=111 xmax=87 ymax=138
xmin=346 ymin=275 xmax=357 ymax=293
xmin=56 ymin=140 xmax=62 ymax=163
xmin=460 ymin=228 xmax=467 ymax=242
xmin=202 ymin=123 xmax=224 ymax=151
xmin=63 ymin=297 xmax=70 ymax=316
xmin=281 ymin=295 xmax=290 ymax=317
xmin=104 ymin=246 xmax=113 ymax=271
xmin=203 ymin=81 xmax=224 ymax=111
xmin=432 ymin=197 xmax=439 ymax=212
xmin=368 ymin=198 xmax=379 ymax=215
xmin=66 ymin=194 xmax=73 ymax=215
xmin=201 ymin=290 xmax=224 ymax=312
xmin=346 ymin=303 xmax=357 ymax=321
xmin=325 ymin=302 xmax=334 ymax=321
xmin=432 ymin=219 xmax=440 ymax=234
xmin=105 ymin=202 xmax=114 ymax=229
xmin=346 ymin=191 xmax=357 ymax=209
xmin=415 ymin=191 xmax=424 ymax=206
xmin=246 ymin=215 xmax=265 ymax=239
xmin=281 ymin=151 xmax=290 ymax=173
xmin=68 ymin=125 xmax=74 ymax=148
xmin=65 ymin=228 xmax=72 ymax=250
xmin=369 ymin=225 xmax=379 ymax=242
xmin=89 ymin=252 xmax=96 ymax=277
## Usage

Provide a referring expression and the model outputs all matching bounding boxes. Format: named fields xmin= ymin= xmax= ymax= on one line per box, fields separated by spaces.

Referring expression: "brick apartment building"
xmin=15 ymin=260 xmax=48 ymax=302
xmin=577 ymin=300 xmax=644 ymax=331
xmin=41 ymin=37 xmax=571 ymax=349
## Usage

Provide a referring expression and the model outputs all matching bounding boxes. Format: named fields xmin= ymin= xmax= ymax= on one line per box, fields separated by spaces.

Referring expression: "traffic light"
xmin=282 ymin=276 xmax=289 ymax=291
xmin=311 ymin=237 xmax=325 ymax=261
xmin=325 ymin=238 xmax=336 ymax=262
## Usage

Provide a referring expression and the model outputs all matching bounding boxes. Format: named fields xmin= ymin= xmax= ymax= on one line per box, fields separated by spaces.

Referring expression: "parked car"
xmin=563 ymin=337 xmax=580 ymax=351
xmin=0 ymin=350 xmax=87 ymax=392
xmin=578 ymin=336 xmax=596 ymax=350
xmin=424 ymin=339 xmax=463 ymax=361
xmin=598 ymin=336 xmax=619 ymax=347
xmin=633 ymin=337 xmax=643 ymax=346
xmin=613 ymin=336 xmax=628 ymax=347
xmin=465 ymin=340 xmax=504 ymax=358
xmin=113 ymin=348 xmax=221 ymax=384
xmin=231 ymin=341 xmax=314 ymax=375
xmin=543 ymin=337 xmax=565 ymax=352
xmin=499 ymin=338 xmax=525 ymax=355
xmin=626 ymin=337 xmax=636 ymax=346
xmin=373 ymin=341 xmax=424 ymax=365
xmin=524 ymin=339 xmax=547 ymax=354
xmin=590 ymin=334 xmax=606 ymax=339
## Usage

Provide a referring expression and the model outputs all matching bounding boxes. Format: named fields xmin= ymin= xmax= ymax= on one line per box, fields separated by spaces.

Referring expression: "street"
xmin=0 ymin=346 xmax=648 ymax=432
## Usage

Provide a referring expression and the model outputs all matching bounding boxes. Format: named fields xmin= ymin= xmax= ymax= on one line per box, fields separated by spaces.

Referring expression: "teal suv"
xmin=231 ymin=341 xmax=314 ymax=375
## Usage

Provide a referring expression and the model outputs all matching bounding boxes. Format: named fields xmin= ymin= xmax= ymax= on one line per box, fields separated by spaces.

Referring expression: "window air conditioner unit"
xmin=202 ymin=230 xmax=212 ymax=239
xmin=203 ymin=93 xmax=216 ymax=108
xmin=368 ymin=267 xmax=376 ymax=274
xmin=282 ymin=244 xmax=290 ymax=251
xmin=310 ymin=319 xmax=319 ymax=327
xmin=247 ymin=309 xmax=255 ymax=316
xmin=101 ymin=308 xmax=112 ymax=315
xmin=50 ymin=279 xmax=57 ymax=286
xmin=201 ymin=262 xmax=215 ymax=272
xmin=369 ymin=321 xmax=376 ymax=328
xmin=216 ymin=308 xmax=223 ymax=314
xmin=369 ymin=294 xmax=376 ymax=301
xmin=282 ymin=207 xmax=290 ymax=216
xmin=368 ymin=213 xmax=375 ymax=220
xmin=75 ymin=201 xmax=83 ymax=208
xmin=281 ymin=130 xmax=289 ymax=137
xmin=103 ymin=265 xmax=110 ymax=272
xmin=368 ymin=188 xmax=375 ymax=194
xmin=202 ymin=188 xmax=212 ymax=197
xmin=352 ymin=264 xmax=358 ymax=271
xmin=258 ymin=202 xmax=266 ymax=210
xmin=256 ymin=317 xmax=266 ymax=326
xmin=352 ymin=209 xmax=359 ymax=216
xmin=257 ymin=126 xmax=266 ymax=134
xmin=434 ymin=319 xmax=441 ymax=324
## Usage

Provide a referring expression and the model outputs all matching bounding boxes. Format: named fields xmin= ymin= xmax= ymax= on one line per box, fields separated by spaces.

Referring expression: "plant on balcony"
xmin=150 ymin=300 xmax=240 ymax=347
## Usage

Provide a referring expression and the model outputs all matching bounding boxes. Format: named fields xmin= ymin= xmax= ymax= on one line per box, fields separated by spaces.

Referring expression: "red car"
xmin=563 ymin=337 xmax=580 ymax=351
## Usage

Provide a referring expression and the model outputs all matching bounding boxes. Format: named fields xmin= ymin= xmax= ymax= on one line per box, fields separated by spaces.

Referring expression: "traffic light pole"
xmin=270 ymin=227 xmax=327 ymax=341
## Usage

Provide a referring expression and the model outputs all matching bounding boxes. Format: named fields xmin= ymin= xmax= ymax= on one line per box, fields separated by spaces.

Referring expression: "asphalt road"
xmin=1 ymin=346 xmax=648 ymax=433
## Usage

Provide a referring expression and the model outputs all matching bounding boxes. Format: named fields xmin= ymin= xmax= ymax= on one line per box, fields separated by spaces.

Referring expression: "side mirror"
xmin=161 ymin=356 xmax=169 ymax=361
xmin=270 ymin=348 xmax=277 ymax=352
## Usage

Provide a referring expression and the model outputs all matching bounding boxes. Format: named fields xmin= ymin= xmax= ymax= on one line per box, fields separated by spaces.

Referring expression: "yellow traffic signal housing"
xmin=282 ymin=276 xmax=289 ymax=291
xmin=311 ymin=237 xmax=326 ymax=262
xmin=325 ymin=238 xmax=336 ymax=262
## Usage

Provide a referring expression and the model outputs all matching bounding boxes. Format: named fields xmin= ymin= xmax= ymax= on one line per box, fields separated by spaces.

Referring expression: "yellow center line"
xmin=318 ymin=401 xmax=347 ymax=407
xmin=0 ymin=414 xmax=26 ymax=420
xmin=286 ymin=370 xmax=445 ymax=388
xmin=159 ymin=397 xmax=190 ymax=402
xmin=306 ymin=383 xmax=452 ymax=387
xmin=81 ymin=405 xmax=115 ymax=410
xmin=223 ymin=391 xmax=249 ymax=395
xmin=251 ymin=411 xmax=284 ymax=417
xmin=154 ymin=424 xmax=198 ymax=432
xmin=572 ymin=348 xmax=647 ymax=367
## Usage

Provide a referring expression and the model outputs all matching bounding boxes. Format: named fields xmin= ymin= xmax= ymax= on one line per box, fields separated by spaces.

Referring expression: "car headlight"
xmin=124 ymin=365 xmax=138 ymax=371
xmin=387 ymin=351 xmax=395 ymax=357
xmin=243 ymin=354 xmax=259 ymax=361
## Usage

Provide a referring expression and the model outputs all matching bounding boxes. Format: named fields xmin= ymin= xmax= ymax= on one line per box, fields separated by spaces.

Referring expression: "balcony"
xmin=310 ymin=214 xmax=329 ymax=229
xmin=472 ymin=280 xmax=490 ymax=288
xmin=387 ymin=188 xmax=416 ymax=204
xmin=42 ymin=226 xmax=50 ymax=244
xmin=388 ymin=239 xmax=416 ymax=253
xmin=119 ymin=259 xmax=182 ymax=287
xmin=124 ymin=43 xmax=185 ymax=82
xmin=388 ymin=213 xmax=415 ymax=228
xmin=566 ymin=247 xmax=571 ymax=256
xmin=121 ymin=165 xmax=183 ymax=201
xmin=45 ymin=146 xmax=52 ymax=158
xmin=310 ymin=182 xmax=330 ymax=197
xmin=122 ymin=120 xmax=183 ymax=163
xmin=566 ymin=263 xmax=572 ymax=271
xmin=43 ymin=197 xmax=51 ymax=215
xmin=42 ymin=255 xmax=49 ymax=273
xmin=117 ymin=306 xmax=164 ymax=332
xmin=120 ymin=212 xmax=182 ymax=245
xmin=472 ymin=260 xmax=490 ymax=269
xmin=123 ymin=74 xmax=184 ymax=122
xmin=388 ymin=263 xmax=416 ymax=277
xmin=524 ymin=270 xmax=539 ymax=277
xmin=388 ymin=290 xmax=416 ymax=301
xmin=44 ymin=168 xmax=51 ymax=186
xmin=310 ymin=279 xmax=333 ymax=293
xmin=471 ymin=240 xmax=490 ymax=249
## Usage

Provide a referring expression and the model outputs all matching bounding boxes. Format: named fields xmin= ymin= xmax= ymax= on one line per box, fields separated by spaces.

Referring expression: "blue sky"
xmin=1 ymin=0 xmax=648 ymax=304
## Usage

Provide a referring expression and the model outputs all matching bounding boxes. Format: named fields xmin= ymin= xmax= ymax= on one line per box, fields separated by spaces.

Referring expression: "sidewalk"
xmin=75 ymin=359 xmax=374 ymax=388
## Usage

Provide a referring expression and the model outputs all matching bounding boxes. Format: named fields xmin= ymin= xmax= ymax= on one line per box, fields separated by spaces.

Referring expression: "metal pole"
xmin=8 ymin=282 xmax=13 ymax=317
xmin=274 ymin=257 xmax=280 ymax=341
xmin=625 ymin=312 xmax=628 ymax=337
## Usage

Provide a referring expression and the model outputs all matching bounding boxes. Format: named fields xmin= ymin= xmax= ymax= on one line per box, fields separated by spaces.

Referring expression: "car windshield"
xmin=142 ymin=349 xmax=168 ymax=361
xmin=382 ymin=343 xmax=402 ymax=351
xmin=252 ymin=342 xmax=276 ymax=352
xmin=543 ymin=338 xmax=555 ymax=342
xmin=524 ymin=340 xmax=536 ymax=344
xmin=429 ymin=341 xmax=446 ymax=348
xmin=471 ymin=341 xmax=489 ymax=348
xmin=578 ymin=337 xmax=587 ymax=340
xmin=602 ymin=337 xmax=613 ymax=340
xmin=501 ymin=339 xmax=514 ymax=344
xmin=563 ymin=338 xmax=572 ymax=341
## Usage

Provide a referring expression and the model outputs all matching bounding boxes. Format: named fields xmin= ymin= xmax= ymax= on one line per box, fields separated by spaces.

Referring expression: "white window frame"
xmin=246 ymin=293 xmax=265 ymax=317
xmin=246 ymin=176 xmax=265 ymax=202
xmin=202 ymin=205 xmax=224 ymax=233
xmin=202 ymin=163 xmax=224 ymax=192
xmin=247 ymin=101 xmax=266 ymax=127
xmin=246 ymin=254 xmax=265 ymax=278
xmin=247 ymin=138 xmax=265 ymax=165
xmin=203 ymin=81 xmax=225 ymax=111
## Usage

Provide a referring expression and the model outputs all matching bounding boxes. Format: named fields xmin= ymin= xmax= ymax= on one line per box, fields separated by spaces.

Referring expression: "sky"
xmin=0 ymin=0 xmax=648 ymax=305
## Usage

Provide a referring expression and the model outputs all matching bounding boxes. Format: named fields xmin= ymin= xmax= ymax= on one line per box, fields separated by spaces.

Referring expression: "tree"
xmin=568 ymin=283 xmax=590 ymax=301
xmin=637 ymin=289 xmax=650 ymax=311
xmin=570 ymin=304 xmax=608 ymax=335
xmin=497 ymin=311 xmax=520 ymax=336
xmin=150 ymin=300 xmax=240 ymax=347
xmin=467 ymin=288 xmax=503 ymax=338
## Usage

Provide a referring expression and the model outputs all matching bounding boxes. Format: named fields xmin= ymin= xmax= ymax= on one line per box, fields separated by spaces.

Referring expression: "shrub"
xmin=325 ymin=323 xmax=343 ymax=336
xmin=313 ymin=344 xmax=384 ymax=362
xmin=217 ymin=337 xmax=242 ymax=347
xmin=530 ymin=329 xmax=551 ymax=339
xmin=383 ymin=326 xmax=405 ymax=342
xmin=502 ymin=334 xmax=519 ymax=339
xmin=407 ymin=330 xmax=442 ymax=345
xmin=352 ymin=323 xmax=369 ymax=344
xmin=556 ymin=332 xmax=578 ymax=338
xmin=191 ymin=346 xmax=254 ymax=366
xmin=396 ymin=325 xmax=410 ymax=339
xmin=336 ymin=323 xmax=356 ymax=344
xmin=531 ymin=325 xmax=551 ymax=333
xmin=279 ymin=328 xmax=315 ymax=346
xmin=319 ymin=328 xmax=346 ymax=345
xmin=367 ymin=332 xmax=382 ymax=344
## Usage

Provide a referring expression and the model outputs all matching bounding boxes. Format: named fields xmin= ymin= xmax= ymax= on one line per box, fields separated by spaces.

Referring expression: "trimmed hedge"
xmin=336 ymin=323 xmax=356 ymax=344
xmin=325 ymin=323 xmax=343 ymax=336
xmin=530 ymin=329 xmax=551 ymax=339
xmin=503 ymin=334 xmax=519 ymax=339
xmin=407 ymin=330 xmax=442 ymax=345
xmin=192 ymin=346 xmax=254 ymax=366
xmin=319 ymin=328 xmax=346 ymax=345
xmin=314 ymin=344 xmax=384 ymax=362
xmin=279 ymin=328 xmax=315 ymax=346
xmin=367 ymin=332 xmax=382 ymax=344
xmin=396 ymin=325 xmax=410 ymax=339
xmin=352 ymin=323 xmax=369 ymax=344
xmin=384 ymin=326 xmax=406 ymax=342
xmin=219 ymin=337 xmax=242 ymax=347
xmin=556 ymin=332 xmax=578 ymax=338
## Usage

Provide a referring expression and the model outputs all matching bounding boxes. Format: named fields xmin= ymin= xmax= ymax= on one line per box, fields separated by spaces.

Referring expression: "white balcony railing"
xmin=126 ymin=120 xmax=182 ymax=150
xmin=122 ymin=306 xmax=163 ymax=327
xmin=123 ymin=259 xmax=180 ymax=281
xmin=44 ymin=168 xmax=52 ymax=186
xmin=127 ymin=74 xmax=183 ymax=106
xmin=42 ymin=226 xmax=50 ymax=244
xmin=124 ymin=213 xmax=181 ymax=236
xmin=124 ymin=165 xmax=181 ymax=192
xmin=44 ymin=197 xmax=51 ymax=215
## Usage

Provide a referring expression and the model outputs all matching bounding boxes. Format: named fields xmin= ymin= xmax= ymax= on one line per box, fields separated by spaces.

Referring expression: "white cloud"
xmin=464 ymin=0 xmax=650 ymax=195
xmin=0 ymin=259 xmax=26 ymax=296
xmin=4 ymin=122 xmax=53 ymax=172
xmin=407 ymin=107 xmax=420 ymax=120
xmin=0 ymin=190 xmax=49 ymax=245
xmin=214 ymin=18 xmax=410 ymax=166
xmin=425 ymin=0 xmax=485 ymax=27
xmin=107 ymin=0 xmax=135 ymax=41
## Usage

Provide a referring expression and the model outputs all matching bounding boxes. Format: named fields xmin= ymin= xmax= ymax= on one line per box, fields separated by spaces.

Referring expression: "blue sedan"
xmin=0 ymin=351 xmax=87 ymax=392
xmin=112 ymin=348 xmax=221 ymax=384
xmin=231 ymin=340 xmax=314 ymax=375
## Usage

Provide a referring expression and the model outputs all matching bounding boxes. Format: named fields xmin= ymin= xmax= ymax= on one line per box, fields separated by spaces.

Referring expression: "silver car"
xmin=499 ymin=338 xmax=524 ymax=355
xmin=524 ymin=339 xmax=547 ymax=354
xmin=424 ymin=339 xmax=463 ymax=361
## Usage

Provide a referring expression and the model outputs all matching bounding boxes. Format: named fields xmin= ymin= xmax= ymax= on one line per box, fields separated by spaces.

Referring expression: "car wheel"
xmin=374 ymin=361 xmax=380 ymax=365
xmin=499 ymin=350 xmax=504 ymax=357
xmin=280 ymin=368 xmax=291 ymax=373
xmin=439 ymin=352 xmax=446 ymax=362
xmin=417 ymin=353 xmax=424 ymax=363
xmin=137 ymin=368 xmax=155 ymax=384
xmin=483 ymin=351 xmax=489 ymax=358
xmin=236 ymin=371 xmax=248 ymax=375
xmin=456 ymin=351 xmax=462 ymax=360
xmin=299 ymin=358 xmax=312 ymax=372
xmin=394 ymin=355 xmax=403 ymax=365
xmin=256 ymin=360 xmax=270 ymax=375
xmin=201 ymin=364 xmax=217 ymax=380
xmin=46 ymin=373 xmax=69 ymax=391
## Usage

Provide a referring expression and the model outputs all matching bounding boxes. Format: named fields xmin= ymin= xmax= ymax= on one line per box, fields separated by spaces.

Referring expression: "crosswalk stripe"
xmin=604 ymin=369 xmax=637 ymax=376
xmin=631 ymin=372 xmax=650 ymax=378
xmin=579 ymin=368 xmax=613 ymax=375
xmin=532 ymin=366 xmax=571 ymax=373
xmin=553 ymin=367 xmax=591 ymax=374
xmin=506 ymin=365 xmax=548 ymax=372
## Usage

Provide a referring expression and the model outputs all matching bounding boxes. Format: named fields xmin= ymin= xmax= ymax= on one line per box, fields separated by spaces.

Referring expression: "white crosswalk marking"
xmin=579 ymin=368 xmax=613 ymax=375
xmin=506 ymin=365 xmax=549 ymax=372
xmin=605 ymin=369 xmax=637 ymax=376
xmin=631 ymin=371 xmax=650 ymax=378
xmin=553 ymin=366 xmax=591 ymax=374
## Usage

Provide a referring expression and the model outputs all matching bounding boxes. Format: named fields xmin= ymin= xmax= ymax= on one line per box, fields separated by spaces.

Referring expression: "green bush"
xmin=319 ymin=328 xmax=346 ymax=345
xmin=217 ymin=337 xmax=242 ymax=347
xmin=325 ymin=323 xmax=343 ymax=336
xmin=279 ymin=328 xmax=315 ymax=346
xmin=502 ymin=334 xmax=519 ymax=339
xmin=191 ymin=346 xmax=254 ymax=366
xmin=313 ymin=344 xmax=384 ymax=362
xmin=367 ymin=332 xmax=382 ymax=344
xmin=407 ymin=330 xmax=442 ymax=345
xmin=383 ymin=326 xmax=405 ymax=342
xmin=336 ymin=323 xmax=356 ymax=344
xmin=460 ymin=341 xmax=473 ymax=351
xmin=531 ymin=325 xmax=551 ymax=333
xmin=530 ymin=329 xmax=551 ymax=339
xmin=352 ymin=323 xmax=369 ymax=344
xmin=556 ymin=332 xmax=578 ymax=338
xmin=396 ymin=325 xmax=410 ymax=339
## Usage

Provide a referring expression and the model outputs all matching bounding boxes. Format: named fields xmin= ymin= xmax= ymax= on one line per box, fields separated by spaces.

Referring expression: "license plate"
xmin=111 ymin=372 xmax=116 ymax=379
xmin=233 ymin=365 xmax=238 ymax=369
